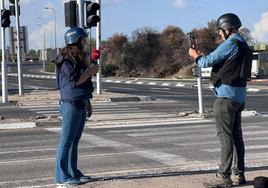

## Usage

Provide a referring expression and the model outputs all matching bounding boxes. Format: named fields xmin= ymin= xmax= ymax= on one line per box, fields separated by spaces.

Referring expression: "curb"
xmin=108 ymin=97 xmax=141 ymax=102
xmin=107 ymin=96 xmax=155 ymax=102
xmin=0 ymin=122 xmax=36 ymax=130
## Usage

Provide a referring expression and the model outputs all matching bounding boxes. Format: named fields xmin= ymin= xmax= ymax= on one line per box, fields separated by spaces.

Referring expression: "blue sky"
xmin=4 ymin=0 xmax=268 ymax=50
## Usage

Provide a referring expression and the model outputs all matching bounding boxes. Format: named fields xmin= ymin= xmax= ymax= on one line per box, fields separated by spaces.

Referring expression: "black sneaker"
xmin=231 ymin=173 xmax=246 ymax=185
xmin=203 ymin=173 xmax=232 ymax=188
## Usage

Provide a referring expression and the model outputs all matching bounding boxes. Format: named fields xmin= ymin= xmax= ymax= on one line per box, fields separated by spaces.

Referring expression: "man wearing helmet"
xmin=189 ymin=13 xmax=252 ymax=188
xmin=55 ymin=27 xmax=99 ymax=186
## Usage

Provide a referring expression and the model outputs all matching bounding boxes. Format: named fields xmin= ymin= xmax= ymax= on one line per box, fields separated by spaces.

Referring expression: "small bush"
xmin=46 ymin=61 xmax=56 ymax=72
xmin=103 ymin=64 xmax=118 ymax=77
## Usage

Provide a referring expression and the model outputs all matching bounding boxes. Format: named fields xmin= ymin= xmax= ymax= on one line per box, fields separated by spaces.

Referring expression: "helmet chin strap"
xmin=222 ymin=28 xmax=232 ymax=40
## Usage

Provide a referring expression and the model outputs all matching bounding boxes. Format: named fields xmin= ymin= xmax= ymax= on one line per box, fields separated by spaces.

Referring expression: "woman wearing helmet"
xmin=55 ymin=27 xmax=99 ymax=186
xmin=189 ymin=13 xmax=252 ymax=188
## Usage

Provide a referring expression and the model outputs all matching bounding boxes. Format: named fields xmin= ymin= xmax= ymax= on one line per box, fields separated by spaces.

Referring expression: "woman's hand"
xmin=89 ymin=64 xmax=99 ymax=76
xmin=76 ymin=65 xmax=99 ymax=86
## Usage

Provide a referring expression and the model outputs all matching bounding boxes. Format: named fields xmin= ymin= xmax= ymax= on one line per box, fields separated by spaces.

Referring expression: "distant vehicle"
xmin=252 ymin=51 xmax=268 ymax=78
xmin=201 ymin=67 xmax=212 ymax=78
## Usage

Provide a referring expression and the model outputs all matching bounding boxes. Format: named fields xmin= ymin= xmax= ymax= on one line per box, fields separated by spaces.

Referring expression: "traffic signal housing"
xmin=1 ymin=9 xmax=11 ymax=28
xmin=10 ymin=5 xmax=20 ymax=16
xmin=85 ymin=1 xmax=100 ymax=28
xmin=9 ymin=0 xmax=19 ymax=4
xmin=64 ymin=1 xmax=78 ymax=27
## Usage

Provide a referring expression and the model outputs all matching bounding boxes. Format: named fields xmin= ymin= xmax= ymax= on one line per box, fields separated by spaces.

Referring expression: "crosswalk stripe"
xmin=35 ymin=111 xmax=58 ymax=114
xmin=20 ymin=104 xmax=133 ymax=109
xmin=45 ymin=128 xmax=187 ymax=166
xmin=173 ymin=135 xmax=268 ymax=147
xmin=149 ymin=130 xmax=268 ymax=143
xmin=206 ymin=144 xmax=268 ymax=152
xmin=108 ymin=124 xmax=261 ymax=134
xmin=127 ymin=126 xmax=267 ymax=137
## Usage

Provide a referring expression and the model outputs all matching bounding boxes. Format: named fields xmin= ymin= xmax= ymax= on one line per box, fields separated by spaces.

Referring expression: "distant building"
xmin=9 ymin=26 xmax=29 ymax=62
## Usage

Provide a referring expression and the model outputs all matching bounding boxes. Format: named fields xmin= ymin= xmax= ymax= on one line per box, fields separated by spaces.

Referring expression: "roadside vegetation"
xmin=101 ymin=20 xmax=254 ymax=78
xmin=1 ymin=20 xmax=255 ymax=78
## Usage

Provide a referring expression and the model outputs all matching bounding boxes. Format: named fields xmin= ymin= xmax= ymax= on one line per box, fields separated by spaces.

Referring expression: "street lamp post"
xmin=45 ymin=7 xmax=56 ymax=50
xmin=1 ymin=0 xmax=8 ymax=102
xmin=41 ymin=27 xmax=47 ymax=71
xmin=37 ymin=17 xmax=46 ymax=71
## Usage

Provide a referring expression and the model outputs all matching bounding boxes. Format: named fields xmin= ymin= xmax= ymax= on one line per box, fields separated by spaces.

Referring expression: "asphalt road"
xmin=0 ymin=63 xmax=268 ymax=187
xmin=1 ymin=115 xmax=268 ymax=187
xmin=2 ymin=63 xmax=268 ymax=115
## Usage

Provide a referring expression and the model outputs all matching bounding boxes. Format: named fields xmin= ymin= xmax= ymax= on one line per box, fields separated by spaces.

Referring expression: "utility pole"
xmin=44 ymin=7 xmax=56 ymax=50
xmin=43 ymin=28 xmax=46 ymax=71
xmin=15 ymin=0 xmax=23 ymax=95
xmin=96 ymin=0 xmax=102 ymax=94
xmin=1 ymin=0 xmax=8 ymax=103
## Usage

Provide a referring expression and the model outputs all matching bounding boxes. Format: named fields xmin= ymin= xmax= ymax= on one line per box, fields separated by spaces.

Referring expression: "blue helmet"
xmin=64 ymin=27 xmax=88 ymax=45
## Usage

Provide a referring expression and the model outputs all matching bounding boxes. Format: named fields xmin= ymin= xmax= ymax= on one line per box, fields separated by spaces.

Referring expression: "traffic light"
xmin=85 ymin=1 xmax=100 ymax=28
xmin=1 ymin=9 xmax=11 ymax=28
xmin=9 ymin=0 xmax=19 ymax=4
xmin=64 ymin=1 xmax=78 ymax=27
xmin=10 ymin=5 xmax=20 ymax=16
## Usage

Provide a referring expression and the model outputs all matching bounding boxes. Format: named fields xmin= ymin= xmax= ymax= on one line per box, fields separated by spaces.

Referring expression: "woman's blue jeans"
xmin=55 ymin=101 xmax=87 ymax=183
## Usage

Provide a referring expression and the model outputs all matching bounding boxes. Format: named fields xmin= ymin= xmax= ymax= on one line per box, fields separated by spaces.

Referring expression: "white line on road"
xmin=127 ymin=123 xmax=268 ymax=137
xmin=174 ymin=135 xmax=268 ymax=147
xmin=35 ymin=111 xmax=58 ymax=114
xmin=45 ymin=128 xmax=187 ymax=166
xmin=86 ymin=118 xmax=211 ymax=129
xmin=108 ymin=121 xmax=215 ymax=133
xmin=149 ymin=129 xmax=268 ymax=143
xmin=176 ymin=83 xmax=185 ymax=87
xmin=205 ymin=144 xmax=268 ymax=152
xmin=162 ymin=83 xmax=170 ymax=86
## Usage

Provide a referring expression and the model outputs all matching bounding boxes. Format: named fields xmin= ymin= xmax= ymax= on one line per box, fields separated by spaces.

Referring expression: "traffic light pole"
xmin=197 ymin=67 xmax=204 ymax=114
xmin=77 ymin=0 xmax=102 ymax=94
xmin=77 ymin=0 xmax=84 ymax=28
xmin=15 ymin=0 xmax=23 ymax=95
xmin=96 ymin=0 xmax=101 ymax=94
xmin=1 ymin=0 xmax=8 ymax=103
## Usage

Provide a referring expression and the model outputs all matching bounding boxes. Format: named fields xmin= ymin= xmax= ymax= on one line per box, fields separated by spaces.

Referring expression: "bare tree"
xmin=239 ymin=27 xmax=254 ymax=45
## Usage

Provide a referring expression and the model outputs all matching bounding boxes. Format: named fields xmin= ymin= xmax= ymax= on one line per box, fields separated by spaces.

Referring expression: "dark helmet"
xmin=64 ymin=27 xmax=88 ymax=45
xmin=216 ymin=13 xmax=242 ymax=30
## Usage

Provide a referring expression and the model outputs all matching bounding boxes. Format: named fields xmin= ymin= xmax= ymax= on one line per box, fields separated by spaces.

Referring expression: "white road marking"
xmin=206 ymin=144 xmax=268 ymax=152
xmin=45 ymin=128 xmax=187 ymax=166
xmin=108 ymin=121 xmax=215 ymax=133
xmin=162 ymin=83 xmax=170 ymax=86
xmin=176 ymin=83 xmax=185 ymax=87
